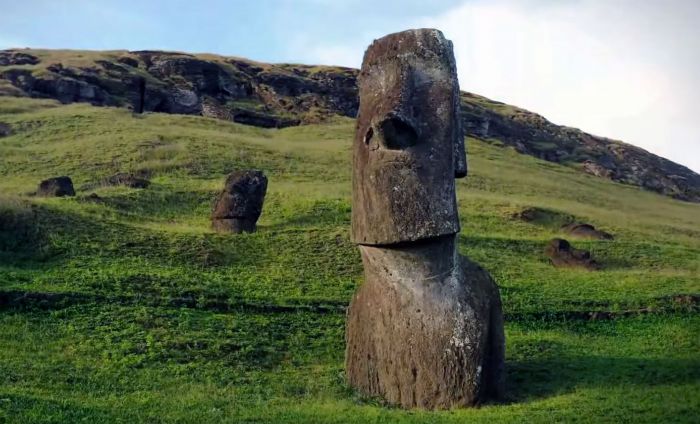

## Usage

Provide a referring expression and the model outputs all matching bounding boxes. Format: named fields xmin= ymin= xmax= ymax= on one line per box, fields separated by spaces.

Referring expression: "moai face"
xmin=211 ymin=170 xmax=268 ymax=233
xmin=351 ymin=29 xmax=466 ymax=245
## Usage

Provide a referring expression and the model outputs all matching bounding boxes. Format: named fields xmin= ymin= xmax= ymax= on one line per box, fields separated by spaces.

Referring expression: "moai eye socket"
xmin=378 ymin=115 xmax=418 ymax=150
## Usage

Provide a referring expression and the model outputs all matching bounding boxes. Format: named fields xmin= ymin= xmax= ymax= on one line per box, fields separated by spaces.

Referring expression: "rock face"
xmin=561 ymin=223 xmax=613 ymax=240
xmin=2 ymin=48 xmax=699 ymax=201
xmin=211 ymin=170 xmax=267 ymax=233
xmin=0 ymin=51 xmax=39 ymax=66
xmin=346 ymin=29 xmax=505 ymax=410
xmin=37 ymin=176 xmax=75 ymax=197
xmin=545 ymin=238 xmax=598 ymax=269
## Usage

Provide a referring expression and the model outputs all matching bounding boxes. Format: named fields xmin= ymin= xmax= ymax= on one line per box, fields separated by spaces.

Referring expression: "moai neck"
xmin=358 ymin=235 xmax=458 ymax=285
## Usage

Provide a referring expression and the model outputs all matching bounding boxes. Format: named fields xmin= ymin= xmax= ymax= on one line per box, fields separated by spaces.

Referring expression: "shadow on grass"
xmin=0 ymin=202 xmax=267 ymax=270
xmin=506 ymin=355 xmax=700 ymax=403
xmin=0 ymin=289 xmax=348 ymax=314
xmin=458 ymin=234 xmax=546 ymax=258
xmin=0 ymin=393 xmax=135 ymax=423
xmin=263 ymin=198 xmax=350 ymax=230
xmin=82 ymin=184 xmax=216 ymax=221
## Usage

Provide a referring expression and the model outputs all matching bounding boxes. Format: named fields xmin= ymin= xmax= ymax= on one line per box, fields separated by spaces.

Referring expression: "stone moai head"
xmin=351 ymin=29 xmax=466 ymax=245
xmin=212 ymin=170 xmax=268 ymax=233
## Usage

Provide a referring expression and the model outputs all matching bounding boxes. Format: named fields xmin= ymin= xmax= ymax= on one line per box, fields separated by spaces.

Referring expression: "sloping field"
xmin=0 ymin=98 xmax=698 ymax=423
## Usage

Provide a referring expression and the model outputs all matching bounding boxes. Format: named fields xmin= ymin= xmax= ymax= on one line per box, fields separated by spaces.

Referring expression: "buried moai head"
xmin=212 ymin=170 xmax=268 ymax=233
xmin=351 ymin=29 xmax=467 ymax=245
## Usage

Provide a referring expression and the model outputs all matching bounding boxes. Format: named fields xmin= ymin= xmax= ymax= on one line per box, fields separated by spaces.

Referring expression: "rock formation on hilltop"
xmin=1 ymin=48 xmax=699 ymax=202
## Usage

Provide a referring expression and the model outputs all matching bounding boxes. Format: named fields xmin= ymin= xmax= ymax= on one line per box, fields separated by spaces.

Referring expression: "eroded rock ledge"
xmin=1 ymin=48 xmax=698 ymax=201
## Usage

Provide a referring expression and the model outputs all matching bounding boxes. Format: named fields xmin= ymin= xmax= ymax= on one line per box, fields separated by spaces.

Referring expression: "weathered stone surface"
xmin=351 ymin=29 xmax=465 ymax=245
xmin=230 ymin=109 xmax=300 ymax=128
xmin=166 ymin=88 xmax=201 ymax=115
xmin=0 ymin=51 xmax=39 ymax=66
xmin=545 ymin=238 xmax=598 ymax=269
xmin=561 ymin=222 xmax=613 ymax=240
xmin=131 ymin=76 xmax=146 ymax=114
xmin=582 ymin=160 xmax=614 ymax=179
xmin=212 ymin=170 xmax=267 ymax=233
xmin=37 ymin=176 xmax=75 ymax=197
xmin=116 ymin=56 xmax=139 ymax=68
xmin=346 ymin=29 xmax=505 ymax=410
xmin=347 ymin=238 xmax=505 ymax=409
xmin=106 ymin=173 xmax=150 ymax=189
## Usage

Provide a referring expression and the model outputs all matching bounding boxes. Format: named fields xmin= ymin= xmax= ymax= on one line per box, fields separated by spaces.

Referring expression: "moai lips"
xmin=351 ymin=29 xmax=466 ymax=245
xmin=345 ymin=29 xmax=505 ymax=410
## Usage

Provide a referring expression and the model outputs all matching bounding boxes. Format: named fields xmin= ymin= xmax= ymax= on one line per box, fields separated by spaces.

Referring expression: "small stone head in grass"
xmin=212 ymin=170 xmax=267 ymax=233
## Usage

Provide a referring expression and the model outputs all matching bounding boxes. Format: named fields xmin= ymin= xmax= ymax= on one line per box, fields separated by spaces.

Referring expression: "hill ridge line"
xmin=1 ymin=48 xmax=699 ymax=202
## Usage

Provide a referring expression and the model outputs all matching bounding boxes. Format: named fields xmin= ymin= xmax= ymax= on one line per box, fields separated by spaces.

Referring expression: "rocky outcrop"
xmin=37 ymin=176 xmax=75 ymax=197
xmin=1 ymin=48 xmax=699 ymax=201
xmin=0 ymin=51 xmax=39 ymax=66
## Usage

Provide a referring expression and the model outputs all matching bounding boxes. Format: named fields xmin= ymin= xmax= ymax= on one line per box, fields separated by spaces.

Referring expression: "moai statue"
xmin=211 ymin=170 xmax=267 ymax=233
xmin=345 ymin=29 xmax=505 ymax=409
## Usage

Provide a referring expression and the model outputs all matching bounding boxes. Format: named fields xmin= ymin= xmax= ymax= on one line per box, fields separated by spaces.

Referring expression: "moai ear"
xmin=453 ymin=87 xmax=467 ymax=178
xmin=454 ymin=133 xmax=467 ymax=178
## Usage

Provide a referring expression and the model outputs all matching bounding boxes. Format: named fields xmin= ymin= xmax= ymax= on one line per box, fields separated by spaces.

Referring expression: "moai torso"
xmin=345 ymin=29 xmax=505 ymax=409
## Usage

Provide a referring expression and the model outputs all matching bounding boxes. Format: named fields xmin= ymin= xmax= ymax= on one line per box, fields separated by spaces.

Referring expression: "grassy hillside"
xmin=0 ymin=97 xmax=698 ymax=423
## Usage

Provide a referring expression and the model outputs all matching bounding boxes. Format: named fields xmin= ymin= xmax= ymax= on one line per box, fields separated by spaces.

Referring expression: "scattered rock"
xmin=211 ymin=170 xmax=268 ymax=233
xmin=36 ymin=176 xmax=75 ymax=197
xmin=561 ymin=222 xmax=613 ymax=240
xmin=106 ymin=172 xmax=150 ymax=188
xmin=166 ymin=88 xmax=201 ymax=114
xmin=512 ymin=206 xmax=574 ymax=227
xmin=545 ymin=238 xmax=598 ymax=270
xmin=0 ymin=122 xmax=11 ymax=137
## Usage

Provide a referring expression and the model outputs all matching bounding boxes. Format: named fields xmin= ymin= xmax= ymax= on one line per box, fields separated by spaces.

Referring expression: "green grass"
xmin=0 ymin=97 xmax=698 ymax=423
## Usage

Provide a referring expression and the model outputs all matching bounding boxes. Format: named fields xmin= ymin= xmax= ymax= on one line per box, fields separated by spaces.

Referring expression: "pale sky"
xmin=1 ymin=0 xmax=698 ymax=172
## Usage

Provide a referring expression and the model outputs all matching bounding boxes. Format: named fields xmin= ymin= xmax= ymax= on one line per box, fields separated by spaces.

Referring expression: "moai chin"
xmin=345 ymin=29 xmax=505 ymax=409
